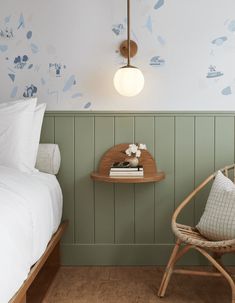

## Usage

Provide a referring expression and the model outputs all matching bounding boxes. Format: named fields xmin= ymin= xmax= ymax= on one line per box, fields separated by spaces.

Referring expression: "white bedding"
xmin=0 ymin=166 xmax=62 ymax=303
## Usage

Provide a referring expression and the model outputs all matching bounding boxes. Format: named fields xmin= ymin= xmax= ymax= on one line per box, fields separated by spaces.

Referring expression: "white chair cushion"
xmin=196 ymin=170 xmax=235 ymax=241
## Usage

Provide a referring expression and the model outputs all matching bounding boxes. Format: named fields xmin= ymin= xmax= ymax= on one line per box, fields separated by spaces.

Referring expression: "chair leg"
xmin=158 ymin=239 xmax=181 ymax=298
xmin=196 ymin=247 xmax=235 ymax=303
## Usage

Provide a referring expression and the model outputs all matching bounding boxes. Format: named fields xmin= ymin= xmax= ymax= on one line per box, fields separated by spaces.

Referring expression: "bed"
xmin=0 ymin=98 xmax=67 ymax=302
xmin=0 ymin=165 xmax=65 ymax=303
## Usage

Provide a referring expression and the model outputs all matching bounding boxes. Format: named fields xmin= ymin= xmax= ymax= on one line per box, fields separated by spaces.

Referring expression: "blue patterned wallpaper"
xmin=1 ymin=0 xmax=235 ymax=110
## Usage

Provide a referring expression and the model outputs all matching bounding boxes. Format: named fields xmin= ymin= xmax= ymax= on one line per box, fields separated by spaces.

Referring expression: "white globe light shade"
xmin=113 ymin=66 xmax=144 ymax=97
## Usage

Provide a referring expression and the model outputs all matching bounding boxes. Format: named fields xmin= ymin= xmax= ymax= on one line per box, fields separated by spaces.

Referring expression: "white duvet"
xmin=0 ymin=166 xmax=62 ymax=303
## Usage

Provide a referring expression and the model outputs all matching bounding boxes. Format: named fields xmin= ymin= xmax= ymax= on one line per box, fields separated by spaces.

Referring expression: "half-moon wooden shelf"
xmin=90 ymin=144 xmax=165 ymax=184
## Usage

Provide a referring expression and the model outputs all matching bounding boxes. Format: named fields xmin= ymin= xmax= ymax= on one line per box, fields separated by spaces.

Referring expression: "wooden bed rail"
xmin=10 ymin=220 xmax=68 ymax=303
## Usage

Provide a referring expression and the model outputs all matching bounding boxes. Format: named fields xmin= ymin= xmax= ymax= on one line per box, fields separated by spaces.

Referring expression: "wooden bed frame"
xmin=10 ymin=220 xmax=68 ymax=303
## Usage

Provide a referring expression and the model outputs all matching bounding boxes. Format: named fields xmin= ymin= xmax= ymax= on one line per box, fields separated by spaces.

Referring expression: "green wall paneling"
xmin=115 ymin=184 xmax=134 ymax=243
xmin=135 ymin=183 xmax=155 ymax=243
xmin=55 ymin=117 xmax=75 ymax=243
xmin=135 ymin=117 xmax=155 ymax=154
xmin=175 ymin=117 xmax=195 ymax=226
xmin=135 ymin=117 xmax=155 ymax=243
xmin=94 ymin=117 xmax=115 ymax=243
xmin=40 ymin=116 xmax=54 ymax=143
xmin=114 ymin=117 xmax=134 ymax=243
xmin=74 ymin=117 xmax=95 ymax=243
xmin=41 ymin=111 xmax=235 ymax=265
xmin=215 ymin=117 xmax=234 ymax=170
xmin=194 ymin=117 xmax=215 ymax=264
xmin=194 ymin=117 xmax=215 ymax=224
xmin=114 ymin=116 xmax=134 ymax=144
xmin=155 ymin=117 xmax=175 ymax=243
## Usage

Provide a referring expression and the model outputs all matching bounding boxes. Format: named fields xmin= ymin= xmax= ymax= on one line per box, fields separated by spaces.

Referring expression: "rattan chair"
xmin=158 ymin=164 xmax=235 ymax=303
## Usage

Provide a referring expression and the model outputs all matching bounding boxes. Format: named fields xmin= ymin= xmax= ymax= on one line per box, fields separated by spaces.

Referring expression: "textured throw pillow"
xmin=196 ymin=171 xmax=235 ymax=241
xmin=35 ymin=144 xmax=61 ymax=175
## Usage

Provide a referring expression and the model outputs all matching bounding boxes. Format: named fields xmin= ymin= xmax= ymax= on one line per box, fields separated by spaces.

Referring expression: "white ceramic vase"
xmin=128 ymin=157 xmax=139 ymax=168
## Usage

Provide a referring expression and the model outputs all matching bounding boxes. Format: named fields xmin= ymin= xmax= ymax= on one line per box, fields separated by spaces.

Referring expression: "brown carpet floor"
xmin=44 ymin=266 xmax=232 ymax=303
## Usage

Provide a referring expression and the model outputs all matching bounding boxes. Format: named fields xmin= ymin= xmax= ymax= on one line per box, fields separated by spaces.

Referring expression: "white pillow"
xmin=28 ymin=103 xmax=46 ymax=170
xmin=0 ymin=98 xmax=37 ymax=172
xmin=196 ymin=171 xmax=235 ymax=240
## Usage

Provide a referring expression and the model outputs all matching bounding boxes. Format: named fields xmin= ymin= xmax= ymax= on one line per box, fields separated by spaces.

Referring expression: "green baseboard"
xmin=61 ymin=244 xmax=202 ymax=266
xmin=61 ymin=244 xmax=235 ymax=266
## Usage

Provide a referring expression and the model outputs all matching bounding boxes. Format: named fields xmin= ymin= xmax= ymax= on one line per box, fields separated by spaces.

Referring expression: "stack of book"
xmin=109 ymin=162 xmax=144 ymax=178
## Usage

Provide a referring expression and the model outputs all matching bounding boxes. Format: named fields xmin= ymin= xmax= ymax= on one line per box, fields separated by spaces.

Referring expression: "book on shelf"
xmin=109 ymin=171 xmax=144 ymax=177
xmin=110 ymin=175 xmax=143 ymax=178
xmin=110 ymin=171 xmax=144 ymax=176
xmin=109 ymin=161 xmax=144 ymax=177
xmin=111 ymin=161 xmax=143 ymax=171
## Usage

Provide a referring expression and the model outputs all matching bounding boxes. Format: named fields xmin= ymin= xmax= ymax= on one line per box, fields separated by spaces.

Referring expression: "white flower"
xmin=125 ymin=143 xmax=146 ymax=157
xmin=129 ymin=144 xmax=138 ymax=154
xmin=139 ymin=143 xmax=147 ymax=150
xmin=136 ymin=150 xmax=141 ymax=158
xmin=125 ymin=147 xmax=132 ymax=156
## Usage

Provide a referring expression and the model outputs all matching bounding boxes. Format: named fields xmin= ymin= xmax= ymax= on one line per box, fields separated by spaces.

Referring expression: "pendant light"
xmin=113 ymin=0 xmax=145 ymax=97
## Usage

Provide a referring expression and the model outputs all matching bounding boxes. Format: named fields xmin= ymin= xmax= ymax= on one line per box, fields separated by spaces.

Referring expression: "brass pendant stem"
xmin=119 ymin=0 xmax=138 ymax=61
xmin=127 ymin=0 xmax=131 ymax=66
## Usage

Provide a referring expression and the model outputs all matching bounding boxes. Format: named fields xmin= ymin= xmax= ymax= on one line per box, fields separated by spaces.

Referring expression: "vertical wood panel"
xmin=75 ymin=117 xmax=95 ymax=243
xmin=175 ymin=117 xmax=195 ymax=225
xmin=40 ymin=116 xmax=54 ymax=143
xmin=195 ymin=117 xmax=214 ymax=223
xmin=114 ymin=117 xmax=134 ymax=243
xmin=115 ymin=117 xmax=134 ymax=144
xmin=135 ymin=183 xmax=155 ymax=243
xmin=94 ymin=117 xmax=114 ymax=243
xmin=135 ymin=117 xmax=155 ymax=243
xmin=215 ymin=117 xmax=234 ymax=170
xmin=155 ymin=117 xmax=175 ymax=243
xmin=135 ymin=117 xmax=155 ymax=155
xmin=55 ymin=117 xmax=75 ymax=243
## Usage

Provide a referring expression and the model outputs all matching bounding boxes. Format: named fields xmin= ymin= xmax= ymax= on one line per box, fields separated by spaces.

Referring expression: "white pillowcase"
xmin=196 ymin=171 xmax=235 ymax=240
xmin=28 ymin=103 xmax=46 ymax=170
xmin=0 ymin=99 xmax=37 ymax=172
